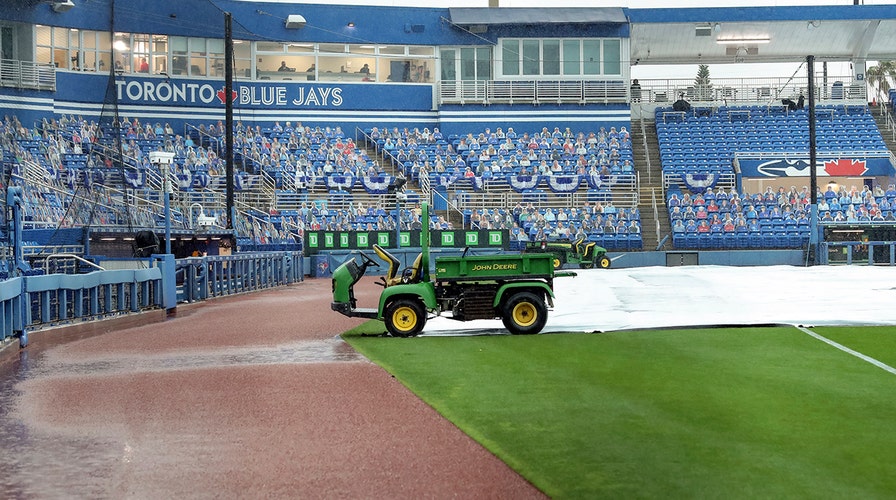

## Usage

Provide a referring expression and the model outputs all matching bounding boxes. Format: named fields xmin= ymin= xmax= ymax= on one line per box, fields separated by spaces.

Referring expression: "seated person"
xmin=278 ymin=61 xmax=295 ymax=72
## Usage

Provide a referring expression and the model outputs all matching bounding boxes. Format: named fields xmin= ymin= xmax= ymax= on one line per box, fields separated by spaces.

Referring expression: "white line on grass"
xmin=797 ymin=326 xmax=896 ymax=376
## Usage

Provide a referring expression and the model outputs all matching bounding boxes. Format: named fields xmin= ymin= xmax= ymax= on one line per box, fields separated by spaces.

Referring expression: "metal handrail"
xmin=652 ymin=188 xmax=661 ymax=249
xmin=639 ymin=114 xmax=652 ymax=185
xmin=44 ymin=253 xmax=105 ymax=272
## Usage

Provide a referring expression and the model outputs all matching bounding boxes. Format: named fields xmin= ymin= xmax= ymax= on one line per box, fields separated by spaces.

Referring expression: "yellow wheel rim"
xmin=392 ymin=306 xmax=418 ymax=333
xmin=512 ymin=302 xmax=538 ymax=327
xmin=553 ymin=258 xmax=562 ymax=269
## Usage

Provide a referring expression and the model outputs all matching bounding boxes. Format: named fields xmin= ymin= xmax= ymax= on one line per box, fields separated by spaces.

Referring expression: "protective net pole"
xmin=807 ymin=55 xmax=819 ymax=264
xmin=225 ymin=12 xmax=235 ymax=229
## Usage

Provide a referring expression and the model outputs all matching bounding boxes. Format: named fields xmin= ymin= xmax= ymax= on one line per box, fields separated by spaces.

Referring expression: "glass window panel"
xmin=170 ymin=36 xmax=187 ymax=52
xmin=83 ymin=31 xmax=97 ymax=50
xmin=318 ymin=56 xmax=348 ymax=76
xmin=583 ymin=39 xmax=600 ymax=75
xmin=97 ymin=52 xmax=111 ymax=72
xmin=233 ymin=41 xmax=251 ymax=59
xmin=476 ymin=47 xmax=491 ymax=80
xmin=113 ymin=34 xmax=131 ymax=71
xmin=52 ymin=27 xmax=68 ymax=47
xmin=132 ymin=34 xmax=150 ymax=73
xmin=501 ymin=39 xmax=518 ymax=76
xmin=1 ymin=28 xmax=11 ymax=61
xmin=602 ymin=39 xmax=621 ymax=75
xmin=350 ymin=44 xmax=376 ymax=55
xmin=207 ymin=38 xmax=223 ymax=77
xmin=543 ymin=40 xmax=560 ymax=75
xmin=36 ymin=25 xmax=51 ymax=46
xmin=189 ymin=37 xmax=206 ymax=53
xmin=408 ymin=46 xmax=433 ymax=56
xmin=256 ymin=41 xmax=283 ymax=52
xmin=319 ymin=43 xmax=345 ymax=54
xmin=522 ymin=40 xmax=539 ymax=76
xmin=207 ymin=39 xmax=224 ymax=53
xmin=189 ymin=57 xmax=205 ymax=76
xmin=379 ymin=45 xmax=405 ymax=55
xmin=345 ymin=57 xmax=374 ymax=76
xmin=53 ymin=48 xmax=66 ymax=69
xmin=562 ymin=40 xmax=579 ymax=75
xmin=36 ymin=47 xmax=51 ymax=67
xmin=287 ymin=43 xmax=314 ymax=53
xmin=83 ymin=51 xmax=97 ymax=71
xmin=440 ymin=48 xmax=455 ymax=81
xmin=383 ymin=58 xmax=408 ymax=81
xmin=460 ymin=47 xmax=475 ymax=81
xmin=409 ymin=59 xmax=431 ymax=82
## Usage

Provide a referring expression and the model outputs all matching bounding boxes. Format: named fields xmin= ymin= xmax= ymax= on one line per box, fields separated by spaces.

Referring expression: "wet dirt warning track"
xmin=0 ymin=278 xmax=544 ymax=499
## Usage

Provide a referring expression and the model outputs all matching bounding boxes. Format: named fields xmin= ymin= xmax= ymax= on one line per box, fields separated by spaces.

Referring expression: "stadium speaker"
xmin=52 ymin=0 xmax=75 ymax=13
xmin=285 ymin=14 xmax=306 ymax=29
xmin=134 ymin=230 xmax=160 ymax=257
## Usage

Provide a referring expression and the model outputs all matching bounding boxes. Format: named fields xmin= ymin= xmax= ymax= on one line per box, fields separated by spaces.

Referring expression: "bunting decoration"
xmin=176 ymin=173 xmax=193 ymax=190
xmin=326 ymin=174 xmax=355 ymax=191
xmin=681 ymin=173 xmax=718 ymax=193
xmin=586 ymin=173 xmax=603 ymax=190
xmin=361 ymin=174 xmax=392 ymax=194
xmin=508 ymin=174 xmax=541 ymax=193
xmin=545 ymin=174 xmax=582 ymax=193
xmin=124 ymin=169 xmax=145 ymax=189
xmin=193 ymin=170 xmax=210 ymax=188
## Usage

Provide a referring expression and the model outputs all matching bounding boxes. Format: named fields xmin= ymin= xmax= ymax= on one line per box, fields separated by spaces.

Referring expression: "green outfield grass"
xmin=344 ymin=325 xmax=896 ymax=499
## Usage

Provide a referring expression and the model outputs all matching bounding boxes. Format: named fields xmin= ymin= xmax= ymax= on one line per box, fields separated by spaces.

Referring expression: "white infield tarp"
xmin=420 ymin=265 xmax=896 ymax=336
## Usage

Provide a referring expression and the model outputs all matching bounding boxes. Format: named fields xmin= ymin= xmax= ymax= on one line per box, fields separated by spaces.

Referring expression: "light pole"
xmin=150 ymin=151 xmax=176 ymax=254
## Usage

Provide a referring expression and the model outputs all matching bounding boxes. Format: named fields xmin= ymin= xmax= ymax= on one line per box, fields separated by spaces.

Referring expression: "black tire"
xmin=501 ymin=291 xmax=548 ymax=335
xmin=384 ymin=298 xmax=426 ymax=337
xmin=597 ymin=255 xmax=611 ymax=269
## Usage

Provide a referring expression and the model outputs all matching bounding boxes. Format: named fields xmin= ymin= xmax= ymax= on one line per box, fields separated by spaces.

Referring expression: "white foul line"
xmin=797 ymin=326 xmax=896 ymax=376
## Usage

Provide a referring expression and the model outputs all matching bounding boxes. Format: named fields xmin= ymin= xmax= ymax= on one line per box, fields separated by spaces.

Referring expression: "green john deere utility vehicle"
xmin=523 ymin=239 xmax=611 ymax=270
xmin=330 ymin=203 xmax=570 ymax=337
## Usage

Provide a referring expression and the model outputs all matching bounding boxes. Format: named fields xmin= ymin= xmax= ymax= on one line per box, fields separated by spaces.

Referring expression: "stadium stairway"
xmin=871 ymin=108 xmax=896 ymax=154
xmin=631 ymin=117 xmax=668 ymax=251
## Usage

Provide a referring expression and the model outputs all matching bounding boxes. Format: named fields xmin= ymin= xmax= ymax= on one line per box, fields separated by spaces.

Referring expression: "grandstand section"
xmin=0 ymin=1 xmax=894 ymax=276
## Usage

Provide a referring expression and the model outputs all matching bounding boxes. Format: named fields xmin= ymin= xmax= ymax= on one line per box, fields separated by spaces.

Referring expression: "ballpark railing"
xmin=175 ymin=251 xmax=303 ymax=303
xmin=0 ymin=251 xmax=304 ymax=349
xmin=0 ymin=255 xmax=173 ymax=348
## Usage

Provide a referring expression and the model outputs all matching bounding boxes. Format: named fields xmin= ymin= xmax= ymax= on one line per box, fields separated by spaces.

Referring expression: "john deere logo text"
xmin=471 ymin=263 xmax=518 ymax=271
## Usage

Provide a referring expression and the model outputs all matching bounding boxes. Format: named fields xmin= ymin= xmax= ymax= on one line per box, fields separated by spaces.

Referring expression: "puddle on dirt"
xmin=29 ymin=337 xmax=365 ymax=378
xmin=0 ymin=336 xmax=365 ymax=497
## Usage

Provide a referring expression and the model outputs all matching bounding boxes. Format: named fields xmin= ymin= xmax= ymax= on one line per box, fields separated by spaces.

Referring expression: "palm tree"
xmin=865 ymin=60 xmax=896 ymax=105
